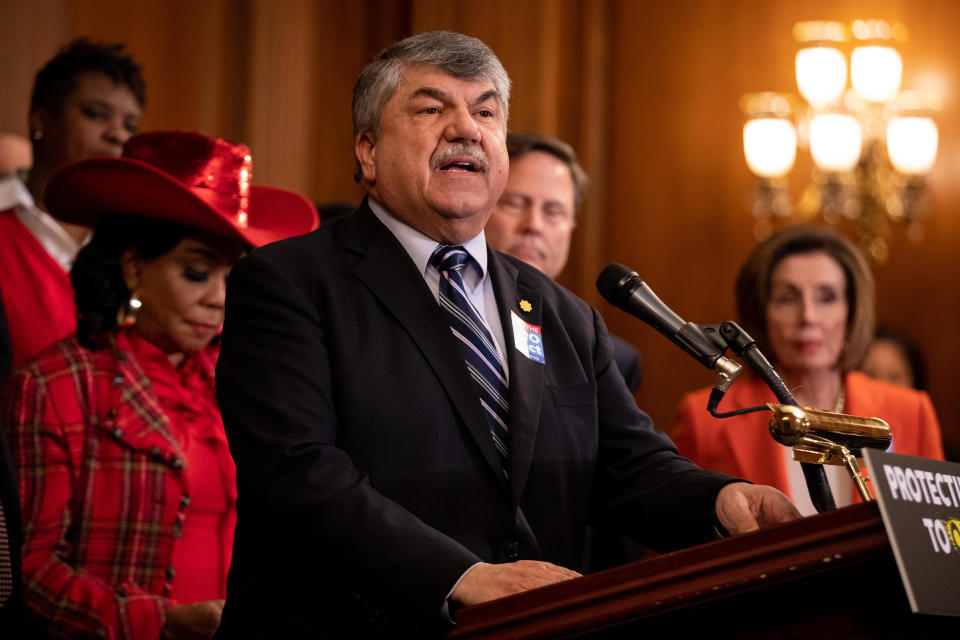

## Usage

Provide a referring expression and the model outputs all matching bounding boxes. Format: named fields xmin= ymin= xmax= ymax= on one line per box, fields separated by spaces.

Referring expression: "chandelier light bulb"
xmin=809 ymin=113 xmax=862 ymax=172
xmin=796 ymin=47 xmax=847 ymax=106
xmin=741 ymin=20 xmax=928 ymax=264
xmin=743 ymin=118 xmax=797 ymax=178
xmin=887 ymin=117 xmax=938 ymax=175
xmin=851 ymin=46 xmax=903 ymax=102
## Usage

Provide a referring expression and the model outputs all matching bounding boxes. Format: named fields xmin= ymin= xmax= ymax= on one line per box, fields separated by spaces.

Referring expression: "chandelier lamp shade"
xmin=741 ymin=20 xmax=939 ymax=264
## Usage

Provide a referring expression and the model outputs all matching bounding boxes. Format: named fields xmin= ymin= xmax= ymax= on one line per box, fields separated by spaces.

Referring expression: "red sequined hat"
xmin=45 ymin=131 xmax=319 ymax=247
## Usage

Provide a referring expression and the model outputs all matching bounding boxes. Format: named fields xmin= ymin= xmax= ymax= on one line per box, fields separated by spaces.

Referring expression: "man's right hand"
xmin=161 ymin=599 xmax=225 ymax=640
xmin=451 ymin=560 xmax=581 ymax=607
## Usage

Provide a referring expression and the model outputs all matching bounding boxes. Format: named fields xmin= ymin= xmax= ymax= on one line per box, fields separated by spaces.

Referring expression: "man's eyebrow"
xmin=409 ymin=87 xmax=500 ymax=108
xmin=473 ymin=90 xmax=499 ymax=107
xmin=80 ymin=99 xmax=114 ymax=110
xmin=410 ymin=87 xmax=447 ymax=102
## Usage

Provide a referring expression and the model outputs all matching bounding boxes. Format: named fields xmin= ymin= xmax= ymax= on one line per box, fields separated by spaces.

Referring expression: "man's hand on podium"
xmin=715 ymin=482 xmax=801 ymax=535
xmin=451 ymin=560 xmax=582 ymax=607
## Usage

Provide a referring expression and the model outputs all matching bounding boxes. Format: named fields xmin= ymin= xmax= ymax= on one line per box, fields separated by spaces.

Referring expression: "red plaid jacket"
xmin=2 ymin=331 xmax=236 ymax=639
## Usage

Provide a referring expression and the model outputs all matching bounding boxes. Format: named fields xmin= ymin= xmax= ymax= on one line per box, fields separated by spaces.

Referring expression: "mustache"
xmin=430 ymin=143 xmax=489 ymax=173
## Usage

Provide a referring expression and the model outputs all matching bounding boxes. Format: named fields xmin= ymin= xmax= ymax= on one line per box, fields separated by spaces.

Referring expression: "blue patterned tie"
xmin=430 ymin=244 xmax=510 ymax=474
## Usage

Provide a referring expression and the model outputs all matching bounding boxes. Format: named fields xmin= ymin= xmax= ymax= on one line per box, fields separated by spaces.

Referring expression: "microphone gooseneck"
xmin=715 ymin=321 xmax=836 ymax=513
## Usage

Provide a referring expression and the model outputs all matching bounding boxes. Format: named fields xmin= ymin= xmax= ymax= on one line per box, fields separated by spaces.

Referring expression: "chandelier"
xmin=741 ymin=20 xmax=939 ymax=264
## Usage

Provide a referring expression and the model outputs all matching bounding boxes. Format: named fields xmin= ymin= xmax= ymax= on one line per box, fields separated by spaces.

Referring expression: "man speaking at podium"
xmin=214 ymin=31 xmax=800 ymax=638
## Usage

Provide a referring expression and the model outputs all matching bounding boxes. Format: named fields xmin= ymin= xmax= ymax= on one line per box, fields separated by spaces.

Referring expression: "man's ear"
xmin=355 ymin=132 xmax=377 ymax=183
xmin=120 ymin=247 xmax=141 ymax=292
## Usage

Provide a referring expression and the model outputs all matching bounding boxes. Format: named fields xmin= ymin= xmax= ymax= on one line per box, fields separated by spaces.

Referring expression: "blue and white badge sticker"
xmin=511 ymin=310 xmax=545 ymax=364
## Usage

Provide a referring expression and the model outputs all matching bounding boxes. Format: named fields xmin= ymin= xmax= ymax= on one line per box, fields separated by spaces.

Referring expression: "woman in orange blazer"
xmin=672 ymin=226 xmax=944 ymax=516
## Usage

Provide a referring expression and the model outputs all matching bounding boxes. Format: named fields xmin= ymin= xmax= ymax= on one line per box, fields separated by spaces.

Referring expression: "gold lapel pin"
xmin=519 ymin=299 xmax=533 ymax=313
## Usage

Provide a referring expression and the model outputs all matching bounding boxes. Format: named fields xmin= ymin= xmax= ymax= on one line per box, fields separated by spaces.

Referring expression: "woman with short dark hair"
xmin=3 ymin=131 xmax=318 ymax=639
xmin=672 ymin=226 xmax=944 ymax=515
xmin=0 ymin=38 xmax=147 ymax=375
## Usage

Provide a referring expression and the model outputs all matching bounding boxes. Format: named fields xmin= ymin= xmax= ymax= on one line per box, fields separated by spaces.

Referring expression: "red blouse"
xmin=125 ymin=330 xmax=235 ymax=603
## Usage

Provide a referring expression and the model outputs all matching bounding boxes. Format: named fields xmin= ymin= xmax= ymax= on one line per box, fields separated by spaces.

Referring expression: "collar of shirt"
xmin=367 ymin=197 xmax=509 ymax=378
xmin=0 ymin=173 xmax=33 ymax=210
xmin=368 ymin=196 xmax=488 ymax=294
xmin=0 ymin=174 xmax=88 ymax=272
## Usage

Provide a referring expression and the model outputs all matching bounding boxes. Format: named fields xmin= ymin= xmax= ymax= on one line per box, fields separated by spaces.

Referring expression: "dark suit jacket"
xmin=1 ymin=293 xmax=22 ymax=636
xmin=0 ymin=289 xmax=11 ymax=380
xmin=214 ymin=202 xmax=736 ymax=637
xmin=610 ymin=335 xmax=641 ymax=393
xmin=0 ymin=415 xmax=23 ymax=637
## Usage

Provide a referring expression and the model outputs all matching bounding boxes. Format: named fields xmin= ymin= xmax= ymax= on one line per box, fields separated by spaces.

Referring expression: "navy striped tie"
xmin=430 ymin=244 xmax=510 ymax=474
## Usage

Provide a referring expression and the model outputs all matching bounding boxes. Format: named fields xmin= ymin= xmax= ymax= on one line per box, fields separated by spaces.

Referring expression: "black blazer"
xmin=1 ymin=289 xmax=21 ymax=635
xmin=214 ymin=202 xmax=735 ymax=637
xmin=0 ymin=288 xmax=10 ymax=380
xmin=0 ymin=415 xmax=23 ymax=637
xmin=610 ymin=334 xmax=642 ymax=392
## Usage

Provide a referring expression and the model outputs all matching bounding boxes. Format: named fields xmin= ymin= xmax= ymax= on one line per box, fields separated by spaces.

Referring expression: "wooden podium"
xmin=449 ymin=503 xmax=955 ymax=638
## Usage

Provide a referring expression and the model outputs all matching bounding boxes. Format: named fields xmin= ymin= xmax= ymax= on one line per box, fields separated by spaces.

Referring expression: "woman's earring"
xmin=32 ymin=129 xmax=43 ymax=141
xmin=116 ymin=292 xmax=142 ymax=328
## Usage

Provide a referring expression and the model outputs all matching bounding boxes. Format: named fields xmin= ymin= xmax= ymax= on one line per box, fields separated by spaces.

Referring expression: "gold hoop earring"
xmin=116 ymin=292 xmax=142 ymax=328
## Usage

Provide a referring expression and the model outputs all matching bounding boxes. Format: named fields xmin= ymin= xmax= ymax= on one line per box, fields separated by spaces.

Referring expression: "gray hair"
xmin=352 ymin=31 xmax=511 ymax=182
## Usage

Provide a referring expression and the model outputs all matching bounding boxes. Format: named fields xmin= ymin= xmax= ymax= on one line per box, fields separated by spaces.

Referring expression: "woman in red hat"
xmin=2 ymin=131 xmax=318 ymax=640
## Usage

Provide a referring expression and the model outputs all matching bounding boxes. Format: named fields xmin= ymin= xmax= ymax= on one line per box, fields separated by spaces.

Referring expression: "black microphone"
xmin=596 ymin=264 xmax=737 ymax=374
xmin=717 ymin=321 xmax=795 ymax=404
